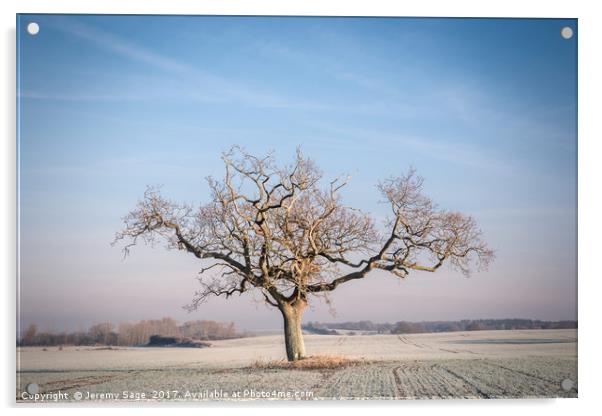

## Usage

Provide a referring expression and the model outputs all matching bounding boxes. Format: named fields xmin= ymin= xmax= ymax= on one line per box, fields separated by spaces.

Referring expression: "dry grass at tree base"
xmin=251 ymin=355 xmax=368 ymax=370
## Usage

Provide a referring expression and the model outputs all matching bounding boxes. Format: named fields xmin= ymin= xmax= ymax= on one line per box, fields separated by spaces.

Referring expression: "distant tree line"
xmin=18 ymin=317 xmax=240 ymax=347
xmin=304 ymin=320 xmax=393 ymax=334
xmin=303 ymin=319 xmax=577 ymax=335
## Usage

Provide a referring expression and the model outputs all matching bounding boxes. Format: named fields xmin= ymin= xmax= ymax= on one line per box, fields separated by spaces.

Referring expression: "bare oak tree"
xmin=114 ymin=147 xmax=494 ymax=361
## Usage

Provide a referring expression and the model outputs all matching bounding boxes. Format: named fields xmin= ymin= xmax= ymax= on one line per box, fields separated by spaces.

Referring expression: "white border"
xmin=3 ymin=1 xmax=601 ymax=415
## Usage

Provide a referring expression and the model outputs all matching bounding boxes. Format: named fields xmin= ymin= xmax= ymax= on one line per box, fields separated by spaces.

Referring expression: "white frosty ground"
xmin=16 ymin=329 xmax=577 ymax=401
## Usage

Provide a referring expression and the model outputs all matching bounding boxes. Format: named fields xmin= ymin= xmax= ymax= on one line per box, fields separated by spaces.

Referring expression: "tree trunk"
xmin=279 ymin=300 xmax=306 ymax=361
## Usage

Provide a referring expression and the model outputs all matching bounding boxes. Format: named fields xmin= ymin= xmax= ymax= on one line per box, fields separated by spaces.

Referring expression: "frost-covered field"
xmin=16 ymin=329 xmax=577 ymax=402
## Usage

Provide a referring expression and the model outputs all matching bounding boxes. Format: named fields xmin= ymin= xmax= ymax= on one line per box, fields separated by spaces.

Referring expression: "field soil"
xmin=16 ymin=329 xmax=577 ymax=401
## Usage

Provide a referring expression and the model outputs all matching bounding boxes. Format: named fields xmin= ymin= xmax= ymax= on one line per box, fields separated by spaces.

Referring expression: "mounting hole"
xmin=560 ymin=26 xmax=573 ymax=40
xmin=25 ymin=383 xmax=39 ymax=394
xmin=561 ymin=378 xmax=574 ymax=391
xmin=27 ymin=22 xmax=40 ymax=35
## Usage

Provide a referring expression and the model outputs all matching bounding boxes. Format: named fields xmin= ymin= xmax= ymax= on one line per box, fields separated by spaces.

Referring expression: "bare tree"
xmin=21 ymin=324 xmax=38 ymax=346
xmin=114 ymin=147 xmax=494 ymax=361
xmin=88 ymin=322 xmax=115 ymax=345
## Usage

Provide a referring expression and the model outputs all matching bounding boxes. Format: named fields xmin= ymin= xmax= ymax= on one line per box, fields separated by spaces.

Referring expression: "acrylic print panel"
xmin=16 ymin=14 xmax=577 ymax=402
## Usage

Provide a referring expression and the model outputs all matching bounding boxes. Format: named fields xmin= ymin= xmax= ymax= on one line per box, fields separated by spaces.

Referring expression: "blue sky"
xmin=17 ymin=15 xmax=577 ymax=331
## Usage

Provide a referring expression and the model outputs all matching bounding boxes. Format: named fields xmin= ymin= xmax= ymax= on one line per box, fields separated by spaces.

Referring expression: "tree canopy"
xmin=115 ymin=147 xmax=494 ymax=310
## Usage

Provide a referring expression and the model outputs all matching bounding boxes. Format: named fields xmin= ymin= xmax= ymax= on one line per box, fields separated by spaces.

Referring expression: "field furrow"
xmin=16 ymin=330 xmax=578 ymax=401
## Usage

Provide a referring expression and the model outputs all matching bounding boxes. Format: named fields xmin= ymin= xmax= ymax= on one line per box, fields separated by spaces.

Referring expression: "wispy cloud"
xmin=21 ymin=19 xmax=421 ymax=117
xmin=472 ymin=206 xmax=576 ymax=219
xmin=18 ymin=90 xmax=156 ymax=102
xmin=35 ymin=17 xmax=341 ymax=112
xmin=28 ymin=18 xmax=489 ymax=123
xmin=255 ymin=40 xmax=398 ymax=97
xmin=302 ymin=121 xmax=508 ymax=172
xmin=58 ymin=19 xmax=193 ymax=75
xmin=41 ymin=17 xmax=436 ymax=116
